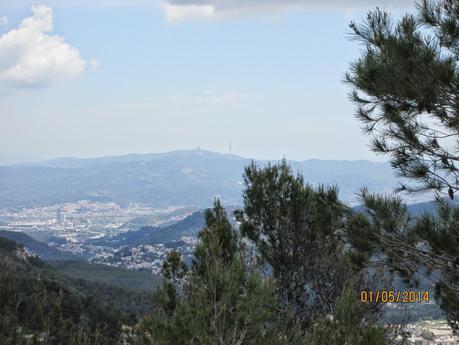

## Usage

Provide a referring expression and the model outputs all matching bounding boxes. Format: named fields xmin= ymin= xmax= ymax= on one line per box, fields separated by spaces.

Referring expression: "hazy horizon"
xmin=0 ymin=147 xmax=390 ymax=163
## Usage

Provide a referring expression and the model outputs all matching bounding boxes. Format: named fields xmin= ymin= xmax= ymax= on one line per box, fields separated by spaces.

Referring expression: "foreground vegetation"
xmin=0 ymin=237 xmax=153 ymax=345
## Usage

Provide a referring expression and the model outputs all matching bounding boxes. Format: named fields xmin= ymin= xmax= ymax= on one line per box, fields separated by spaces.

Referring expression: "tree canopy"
xmin=346 ymin=0 xmax=459 ymax=331
xmin=346 ymin=0 xmax=459 ymax=198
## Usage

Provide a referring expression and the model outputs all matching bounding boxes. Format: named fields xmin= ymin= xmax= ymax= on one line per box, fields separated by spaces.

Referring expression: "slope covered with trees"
xmin=0 ymin=237 xmax=153 ymax=345
xmin=51 ymin=260 xmax=162 ymax=293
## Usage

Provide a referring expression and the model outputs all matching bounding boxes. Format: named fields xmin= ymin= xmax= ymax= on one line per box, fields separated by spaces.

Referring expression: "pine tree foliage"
xmin=346 ymin=0 xmax=459 ymax=331
xmin=346 ymin=0 xmax=459 ymax=197
xmin=346 ymin=190 xmax=459 ymax=330
xmin=235 ymin=160 xmax=356 ymax=327
xmin=305 ymin=284 xmax=386 ymax=345
xmin=139 ymin=200 xmax=304 ymax=345
xmin=139 ymin=198 xmax=389 ymax=344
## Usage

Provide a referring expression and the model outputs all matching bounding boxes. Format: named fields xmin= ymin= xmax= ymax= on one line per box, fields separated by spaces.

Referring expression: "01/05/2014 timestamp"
xmin=360 ymin=290 xmax=430 ymax=304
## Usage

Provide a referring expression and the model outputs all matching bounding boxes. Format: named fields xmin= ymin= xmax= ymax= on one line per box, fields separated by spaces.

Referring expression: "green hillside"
xmin=51 ymin=260 xmax=162 ymax=292
xmin=0 ymin=237 xmax=153 ymax=344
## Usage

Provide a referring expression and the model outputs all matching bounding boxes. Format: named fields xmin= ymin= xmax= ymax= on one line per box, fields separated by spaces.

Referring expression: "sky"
xmin=0 ymin=0 xmax=413 ymax=161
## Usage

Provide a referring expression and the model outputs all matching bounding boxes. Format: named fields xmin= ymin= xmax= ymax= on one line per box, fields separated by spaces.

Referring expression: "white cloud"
xmin=0 ymin=17 xmax=8 ymax=26
xmin=0 ymin=5 xmax=88 ymax=88
xmin=160 ymin=0 xmax=412 ymax=21
xmin=162 ymin=2 xmax=216 ymax=22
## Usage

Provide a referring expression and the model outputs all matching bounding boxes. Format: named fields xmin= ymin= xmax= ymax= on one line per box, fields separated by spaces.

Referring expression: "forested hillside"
xmin=0 ymin=237 xmax=153 ymax=344
xmin=51 ymin=260 xmax=161 ymax=293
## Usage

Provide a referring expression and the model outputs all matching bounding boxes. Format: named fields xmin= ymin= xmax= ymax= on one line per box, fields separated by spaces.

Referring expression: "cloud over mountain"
xmin=0 ymin=5 xmax=88 ymax=88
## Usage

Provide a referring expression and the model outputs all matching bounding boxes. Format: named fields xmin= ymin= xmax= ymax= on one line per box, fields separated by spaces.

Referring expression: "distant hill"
xmin=0 ymin=230 xmax=84 ymax=261
xmin=353 ymin=198 xmax=459 ymax=217
xmin=51 ymin=261 xmax=161 ymax=292
xmin=0 ymin=149 xmax=399 ymax=209
xmin=406 ymin=198 xmax=459 ymax=215
xmin=92 ymin=210 xmax=206 ymax=247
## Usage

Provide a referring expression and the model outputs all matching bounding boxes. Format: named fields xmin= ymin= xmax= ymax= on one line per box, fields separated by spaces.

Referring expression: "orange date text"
xmin=359 ymin=290 xmax=429 ymax=303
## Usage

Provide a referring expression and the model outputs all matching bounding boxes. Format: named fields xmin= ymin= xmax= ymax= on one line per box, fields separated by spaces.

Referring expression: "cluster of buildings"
xmin=1 ymin=200 xmax=200 ymax=275
xmin=90 ymin=236 xmax=198 ymax=274
xmin=0 ymin=201 xmax=192 ymax=243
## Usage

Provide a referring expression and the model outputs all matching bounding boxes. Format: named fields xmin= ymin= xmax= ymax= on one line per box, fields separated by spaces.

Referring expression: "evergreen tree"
xmin=346 ymin=0 xmax=459 ymax=330
xmin=346 ymin=0 xmax=459 ymax=197
xmin=305 ymin=284 xmax=386 ymax=345
xmin=347 ymin=190 xmax=459 ymax=330
xmin=139 ymin=200 xmax=304 ymax=345
xmin=235 ymin=160 xmax=356 ymax=327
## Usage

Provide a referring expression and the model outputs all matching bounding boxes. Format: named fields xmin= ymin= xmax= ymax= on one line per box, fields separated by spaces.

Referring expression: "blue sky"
xmin=0 ymin=1 xmax=412 ymax=160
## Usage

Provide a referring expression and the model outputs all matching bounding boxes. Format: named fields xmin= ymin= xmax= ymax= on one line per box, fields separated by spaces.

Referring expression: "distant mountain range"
xmin=0 ymin=149 xmax=408 ymax=209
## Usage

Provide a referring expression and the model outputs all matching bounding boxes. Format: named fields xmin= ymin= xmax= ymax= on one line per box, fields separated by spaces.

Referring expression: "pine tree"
xmin=139 ymin=200 xmax=304 ymax=345
xmin=235 ymin=160 xmax=356 ymax=327
xmin=305 ymin=284 xmax=386 ymax=345
xmin=346 ymin=0 xmax=459 ymax=197
xmin=347 ymin=190 xmax=459 ymax=330
xmin=346 ymin=0 xmax=459 ymax=330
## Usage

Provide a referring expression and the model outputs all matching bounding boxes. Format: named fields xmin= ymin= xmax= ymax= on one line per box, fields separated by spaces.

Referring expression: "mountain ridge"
xmin=0 ymin=149 xmax=401 ymax=209
xmin=4 ymin=149 xmax=386 ymax=168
